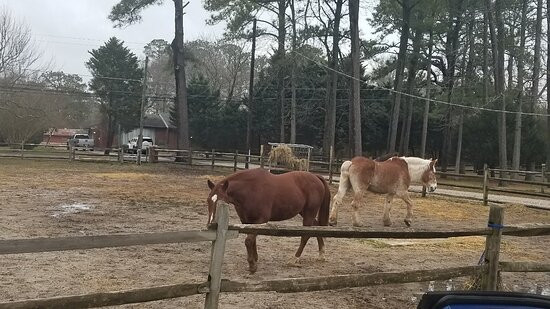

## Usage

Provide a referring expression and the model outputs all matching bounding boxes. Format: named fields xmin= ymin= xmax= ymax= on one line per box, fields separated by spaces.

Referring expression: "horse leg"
xmin=399 ymin=192 xmax=414 ymax=227
xmin=290 ymin=216 xmax=315 ymax=265
xmin=329 ymin=162 xmax=351 ymax=226
xmin=383 ymin=194 xmax=394 ymax=226
xmin=313 ymin=218 xmax=325 ymax=261
xmin=351 ymin=191 xmax=365 ymax=227
xmin=245 ymin=234 xmax=258 ymax=273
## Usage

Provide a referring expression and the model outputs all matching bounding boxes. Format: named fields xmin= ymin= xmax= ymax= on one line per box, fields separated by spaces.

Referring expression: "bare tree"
xmin=349 ymin=0 xmax=361 ymax=156
xmin=322 ymin=0 xmax=344 ymax=156
xmin=546 ymin=0 xmax=550 ymax=170
xmin=512 ymin=0 xmax=528 ymax=179
xmin=0 ymin=8 xmax=41 ymax=88
xmin=388 ymin=0 xmax=412 ymax=153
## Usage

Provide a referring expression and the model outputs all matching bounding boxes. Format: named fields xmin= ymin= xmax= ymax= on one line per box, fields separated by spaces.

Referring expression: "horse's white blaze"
xmin=211 ymin=194 xmax=218 ymax=202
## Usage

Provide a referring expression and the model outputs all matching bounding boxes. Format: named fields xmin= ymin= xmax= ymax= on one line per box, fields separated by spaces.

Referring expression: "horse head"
xmin=422 ymin=158 xmax=438 ymax=192
xmin=206 ymin=179 xmax=229 ymax=225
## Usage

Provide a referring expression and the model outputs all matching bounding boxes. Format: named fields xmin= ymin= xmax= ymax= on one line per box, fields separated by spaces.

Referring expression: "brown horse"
xmin=329 ymin=156 xmax=438 ymax=227
xmin=206 ymin=168 xmax=331 ymax=273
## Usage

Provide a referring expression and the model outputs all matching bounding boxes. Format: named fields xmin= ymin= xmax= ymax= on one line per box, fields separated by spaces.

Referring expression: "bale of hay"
xmin=268 ymin=145 xmax=308 ymax=171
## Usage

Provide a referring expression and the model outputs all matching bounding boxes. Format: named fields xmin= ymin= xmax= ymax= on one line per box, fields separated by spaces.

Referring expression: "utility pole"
xmin=137 ymin=56 xmax=148 ymax=165
xmin=246 ymin=19 xmax=257 ymax=151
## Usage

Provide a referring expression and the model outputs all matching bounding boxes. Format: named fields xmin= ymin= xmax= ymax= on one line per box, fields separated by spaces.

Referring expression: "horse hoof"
xmin=404 ymin=219 xmax=411 ymax=227
xmin=329 ymin=221 xmax=337 ymax=226
xmin=317 ymin=254 xmax=326 ymax=262
xmin=383 ymin=220 xmax=392 ymax=227
xmin=286 ymin=256 xmax=301 ymax=267
xmin=352 ymin=222 xmax=364 ymax=227
xmin=248 ymin=264 xmax=258 ymax=274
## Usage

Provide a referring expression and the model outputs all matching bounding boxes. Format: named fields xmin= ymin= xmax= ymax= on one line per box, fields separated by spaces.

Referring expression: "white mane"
xmin=399 ymin=157 xmax=433 ymax=184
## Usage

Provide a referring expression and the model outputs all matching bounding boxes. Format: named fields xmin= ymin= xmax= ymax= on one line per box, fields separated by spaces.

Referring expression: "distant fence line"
xmin=1 ymin=204 xmax=550 ymax=308
xmin=1 ymin=143 xmax=549 ymax=202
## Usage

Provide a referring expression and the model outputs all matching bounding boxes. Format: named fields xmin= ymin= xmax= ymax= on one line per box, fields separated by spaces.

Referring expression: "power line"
xmin=293 ymin=50 xmax=550 ymax=117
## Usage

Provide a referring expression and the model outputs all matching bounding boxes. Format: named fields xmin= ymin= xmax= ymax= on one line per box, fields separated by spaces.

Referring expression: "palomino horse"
xmin=329 ymin=156 xmax=438 ymax=227
xmin=206 ymin=168 xmax=331 ymax=273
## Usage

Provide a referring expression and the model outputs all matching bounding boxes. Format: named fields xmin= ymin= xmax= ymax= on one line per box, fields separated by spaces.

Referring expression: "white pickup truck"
xmin=67 ymin=134 xmax=94 ymax=150
xmin=126 ymin=137 xmax=154 ymax=154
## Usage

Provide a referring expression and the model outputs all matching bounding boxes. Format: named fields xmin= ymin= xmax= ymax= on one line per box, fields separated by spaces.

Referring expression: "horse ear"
xmin=221 ymin=180 xmax=229 ymax=192
xmin=207 ymin=179 xmax=215 ymax=190
xmin=433 ymin=158 xmax=438 ymax=165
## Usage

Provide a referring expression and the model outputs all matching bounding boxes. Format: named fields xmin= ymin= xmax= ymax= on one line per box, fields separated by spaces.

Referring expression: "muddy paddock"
xmin=0 ymin=158 xmax=549 ymax=308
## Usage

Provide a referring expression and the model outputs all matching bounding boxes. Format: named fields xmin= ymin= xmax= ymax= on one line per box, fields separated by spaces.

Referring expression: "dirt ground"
xmin=0 ymin=158 xmax=549 ymax=308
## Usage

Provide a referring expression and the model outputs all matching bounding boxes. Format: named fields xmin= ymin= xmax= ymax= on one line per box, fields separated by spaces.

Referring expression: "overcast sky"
xmin=1 ymin=1 xmax=381 ymax=83
xmin=0 ymin=0 xmax=225 ymax=79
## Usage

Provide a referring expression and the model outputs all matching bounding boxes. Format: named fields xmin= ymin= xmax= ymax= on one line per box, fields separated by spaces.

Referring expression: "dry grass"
xmin=0 ymin=158 xmax=549 ymax=308
xmin=268 ymin=144 xmax=308 ymax=170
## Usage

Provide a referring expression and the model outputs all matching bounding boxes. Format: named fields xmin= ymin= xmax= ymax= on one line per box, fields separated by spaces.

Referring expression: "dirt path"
xmin=0 ymin=159 xmax=549 ymax=308
xmin=408 ymin=186 xmax=550 ymax=210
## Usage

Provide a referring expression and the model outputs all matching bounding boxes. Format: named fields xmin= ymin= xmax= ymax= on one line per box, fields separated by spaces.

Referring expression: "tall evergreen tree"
xmin=86 ymin=37 xmax=142 ymax=153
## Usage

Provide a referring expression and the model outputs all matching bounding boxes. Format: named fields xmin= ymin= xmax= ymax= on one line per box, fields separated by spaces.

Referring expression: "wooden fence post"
xmin=306 ymin=148 xmax=312 ymax=172
xmin=188 ymin=149 xmax=193 ymax=165
xmin=68 ymin=146 xmax=73 ymax=162
xmin=245 ymin=149 xmax=251 ymax=169
xmin=233 ymin=150 xmax=238 ymax=171
xmin=541 ymin=164 xmax=546 ymax=193
xmin=149 ymin=147 xmax=158 ymax=163
xmin=118 ymin=148 xmax=123 ymax=163
xmin=211 ymin=149 xmax=215 ymax=171
xmin=259 ymin=145 xmax=264 ymax=169
xmin=480 ymin=205 xmax=504 ymax=291
xmin=328 ymin=145 xmax=334 ymax=184
xmin=422 ymin=186 xmax=427 ymax=198
xmin=204 ymin=202 xmax=230 ymax=309
xmin=20 ymin=142 xmax=24 ymax=159
xmin=483 ymin=163 xmax=489 ymax=206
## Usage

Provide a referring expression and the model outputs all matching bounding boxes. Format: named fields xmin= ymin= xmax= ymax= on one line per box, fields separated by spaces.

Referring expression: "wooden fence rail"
xmin=3 ymin=144 xmax=548 ymax=200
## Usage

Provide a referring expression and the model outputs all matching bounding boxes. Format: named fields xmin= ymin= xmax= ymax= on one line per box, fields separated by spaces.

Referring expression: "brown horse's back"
xmin=223 ymin=169 xmax=328 ymax=224
xmin=350 ymin=156 xmax=410 ymax=194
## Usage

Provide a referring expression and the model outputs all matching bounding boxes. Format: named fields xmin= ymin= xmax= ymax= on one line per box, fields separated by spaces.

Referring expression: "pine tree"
xmin=86 ymin=37 xmax=143 ymax=152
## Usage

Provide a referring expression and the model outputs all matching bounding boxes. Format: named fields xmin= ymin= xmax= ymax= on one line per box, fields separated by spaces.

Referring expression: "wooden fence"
xmin=2 ymin=144 xmax=549 ymax=203
xmin=1 ymin=203 xmax=550 ymax=308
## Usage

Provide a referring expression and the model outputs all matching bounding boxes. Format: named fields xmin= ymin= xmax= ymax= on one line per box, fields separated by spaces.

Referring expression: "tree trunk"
xmin=512 ymin=0 xmax=528 ymax=179
xmin=420 ymin=28 xmax=433 ymax=159
xmin=495 ymin=0 xmax=507 ymax=176
xmin=349 ymin=0 xmax=362 ymax=156
xmin=547 ymin=0 xmax=550 ymax=169
xmin=454 ymin=109 xmax=464 ymax=173
xmin=105 ymin=115 xmax=114 ymax=155
xmin=388 ymin=0 xmax=411 ymax=153
xmin=323 ymin=0 xmax=343 ymax=156
xmin=277 ymin=0 xmax=286 ymax=143
xmin=290 ymin=0 xmax=297 ymax=144
xmin=441 ymin=0 xmax=464 ymax=172
xmin=402 ymin=26 xmax=423 ymax=155
xmin=486 ymin=0 xmax=507 ymax=176
xmin=456 ymin=11 xmax=475 ymax=174
xmin=173 ymin=0 xmax=189 ymax=151
xmin=531 ymin=0 xmax=543 ymax=113
xmin=482 ymin=11 xmax=490 ymax=107
xmin=246 ymin=19 xmax=257 ymax=151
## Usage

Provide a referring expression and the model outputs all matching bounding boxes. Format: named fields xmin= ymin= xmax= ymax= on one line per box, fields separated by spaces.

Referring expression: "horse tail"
xmin=316 ymin=175 xmax=331 ymax=226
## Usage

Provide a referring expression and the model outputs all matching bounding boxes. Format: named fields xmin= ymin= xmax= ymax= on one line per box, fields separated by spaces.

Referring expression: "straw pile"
xmin=268 ymin=144 xmax=308 ymax=171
